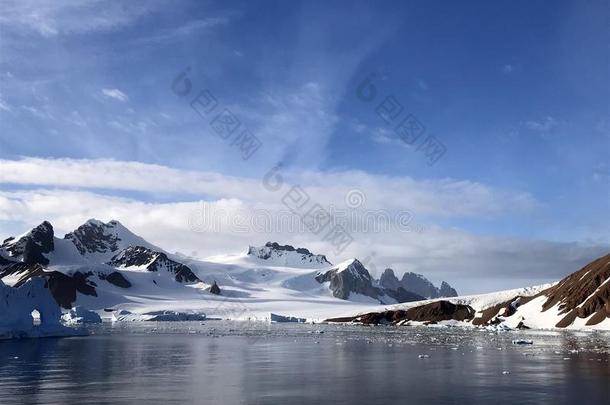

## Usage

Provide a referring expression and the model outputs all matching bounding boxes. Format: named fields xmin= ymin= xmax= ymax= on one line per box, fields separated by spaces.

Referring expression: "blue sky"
xmin=0 ymin=0 xmax=608 ymax=292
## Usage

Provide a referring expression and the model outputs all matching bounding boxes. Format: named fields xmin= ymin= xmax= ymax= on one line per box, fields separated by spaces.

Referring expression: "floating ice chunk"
xmin=62 ymin=306 xmax=102 ymax=325
xmin=511 ymin=339 xmax=533 ymax=345
xmin=270 ymin=313 xmax=306 ymax=323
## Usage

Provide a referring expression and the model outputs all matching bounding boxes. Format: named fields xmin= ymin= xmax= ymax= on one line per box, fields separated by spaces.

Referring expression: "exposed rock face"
xmin=315 ymin=260 xmax=425 ymax=304
xmin=327 ymin=300 xmax=476 ymax=325
xmin=107 ymin=246 xmax=201 ymax=283
xmin=99 ymin=271 xmax=132 ymax=288
xmin=1 ymin=221 xmax=54 ymax=265
xmin=2 ymin=264 xmax=99 ymax=310
xmin=540 ymin=253 xmax=610 ymax=327
xmin=64 ymin=219 xmax=157 ymax=259
xmin=16 ymin=270 xmax=98 ymax=309
xmin=379 ymin=268 xmax=426 ymax=303
xmin=439 ymin=281 xmax=458 ymax=298
xmin=65 ymin=219 xmax=122 ymax=255
xmin=0 ymin=253 xmax=16 ymax=267
xmin=315 ymin=259 xmax=381 ymax=301
xmin=379 ymin=268 xmax=402 ymax=290
xmin=385 ymin=286 xmax=425 ymax=303
xmin=209 ymin=281 xmax=221 ymax=295
xmin=0 ymin=262 xmax=40 ymax=281
xmin=400 ymin=272 xmax=458 ymax=299
xmin=247 ymin=242 xmax=332 ymax=267
xmin=400 ymin=272 xmax=440 ymax=299
xmin=471 ymin=296 xmax=533 ymax=326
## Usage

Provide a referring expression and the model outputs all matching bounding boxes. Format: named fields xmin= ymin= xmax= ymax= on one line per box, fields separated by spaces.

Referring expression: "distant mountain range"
xmin=0 ymin=220 xmax=454 ymax=314
xmin=1 ymin=219 xmax=608 ymax=330
xmin=379 ymin=268 xmax=457 ymax=299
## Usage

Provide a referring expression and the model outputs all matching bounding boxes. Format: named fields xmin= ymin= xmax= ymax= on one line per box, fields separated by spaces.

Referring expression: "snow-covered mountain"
xmin=0 ymin=220 xmax=205 ymax=311
xmin=0 ymin=221 xmax=426 ymax=321
xmin=246 ymin=242 xmax=331 ymax=268
xmin=64 ymin=219 xmax=162 ymax=262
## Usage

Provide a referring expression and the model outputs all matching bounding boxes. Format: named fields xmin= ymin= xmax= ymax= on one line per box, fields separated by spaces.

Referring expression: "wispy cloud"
xmin=0 ymin=95 xmax=12 ymax=112
xmin=525 ymin=115 xmax=559 ymax=133
xmin=0 ymin=0 xmax=160 ymax=37
xmin=134 ymin=17 xmax=230 ymax=44
xmin=502 ymin=64 xmax=515 ymax=74
xmin=101 ymin=88 xmax=129 ymax=102
xmin=20 ymin=105 xmax=54 ymax=120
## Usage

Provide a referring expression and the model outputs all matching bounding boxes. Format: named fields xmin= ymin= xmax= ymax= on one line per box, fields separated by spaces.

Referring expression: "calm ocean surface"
xmin=1 ymin=322 xmax=609 ymax=404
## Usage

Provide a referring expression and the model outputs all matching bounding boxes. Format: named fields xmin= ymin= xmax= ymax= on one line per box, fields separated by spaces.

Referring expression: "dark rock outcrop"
xmin=99 ymin=271 xmax=132 ymax=288
xmin=379 ymin=269 xmax=425 ymax=303
xmin=439 ymin=281 xmax=458 ymax=297
xmin=209 ymin=280 xmax=221 ymax=295
xmin=400 ymin=272 xmax=441 ymax=299
xmin=0 ymin=254 xmax=16 ymax=269
xmin=395 ymin=272 xmax=458 ymax=299
xmin=13 ymin=268 xmax=98 ymax=309
xmin=1 ymin=221 xmax=54 ymax=265
xmin=379 ymin=268 xmax=402 ymax=290
xmin=108 ymin=246 xmax=201 ymax=283
xmin=315 ymin=261 xmax=425 ymax=304
xmin=472 ymin=296 xmax=534 ymax=326
xmin=327 ymin=300 xmax=476 ymax=325
xmin=385 ymin=286 xmax=425 ymax=303
xmin=315 ymin=259 xmax=381 ymax=301
xmin=65 ymin=219 xmax=122 ymax=255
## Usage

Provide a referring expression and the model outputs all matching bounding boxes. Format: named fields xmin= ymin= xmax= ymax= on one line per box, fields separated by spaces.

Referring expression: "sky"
xmin=0 ymin=0 xmax=608 ymax=293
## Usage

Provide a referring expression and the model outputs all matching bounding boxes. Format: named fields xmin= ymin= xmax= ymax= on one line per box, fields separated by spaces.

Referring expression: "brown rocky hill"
xmin=540 ymin=253 xmax=610 ymax=327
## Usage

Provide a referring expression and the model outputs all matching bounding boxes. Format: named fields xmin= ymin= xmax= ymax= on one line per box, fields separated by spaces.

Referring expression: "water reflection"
xmin=0 ymin=323 xmax=608 ymax=404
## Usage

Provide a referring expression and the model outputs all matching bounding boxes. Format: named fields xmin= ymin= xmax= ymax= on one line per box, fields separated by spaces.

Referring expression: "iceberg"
xmin=0 ymin=278 xmax=82 ymax=339
xmin=270 ymin=313 xmax=307 ymax=323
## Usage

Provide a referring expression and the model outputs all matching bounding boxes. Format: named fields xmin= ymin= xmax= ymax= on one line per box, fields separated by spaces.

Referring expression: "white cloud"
xmin=0 ymin=188 xmax=605 ymax=294
xmin=101 ymin=88 xmax=129 ymax=102
xmin=0 ymin=95 xmax=12 ymax=112
xmin=525 ymin=116 xmax=559 ymax=133
xmin=20 ymin=105 xmax=54 ymax=120
xmin=0 ymin=157 xmax=540 ymax=218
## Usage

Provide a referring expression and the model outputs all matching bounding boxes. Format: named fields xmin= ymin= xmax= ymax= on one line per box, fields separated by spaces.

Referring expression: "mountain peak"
xmin=65 ymin=219 xmax=159 ymax=259
xmin=84 ymin=218 xmax=104 ymax=226
xmin=0 ymin=221 xmax=55 ymax=263
xmin=246 ymin=242 xmax=331 ymax=268
xmin=379 ymin=268 xmax=402 ymax=290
